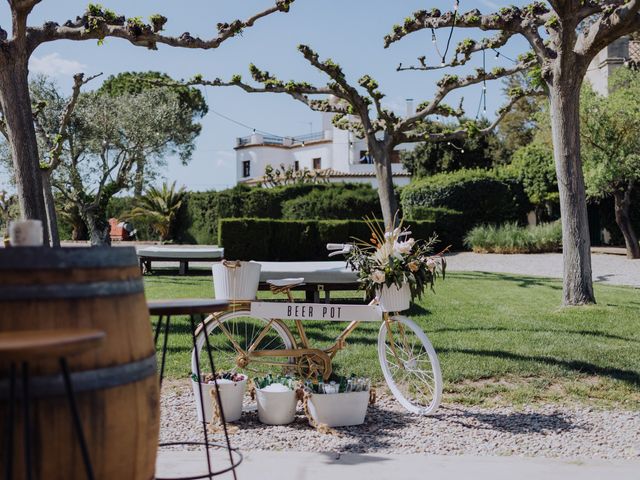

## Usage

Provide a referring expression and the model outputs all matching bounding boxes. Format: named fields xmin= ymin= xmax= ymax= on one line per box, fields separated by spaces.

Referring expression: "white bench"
xmin=137 ymin=246 xmax=224 ymax=275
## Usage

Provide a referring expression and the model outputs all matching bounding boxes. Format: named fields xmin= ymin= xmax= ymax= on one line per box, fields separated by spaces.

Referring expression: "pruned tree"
xmin=0 ymin=0 xmax=294 ymax=228
xmin=385 ymin=1 xmax=640 ymax=305
xmin=163 ymin=44 xmax=539 ymax=228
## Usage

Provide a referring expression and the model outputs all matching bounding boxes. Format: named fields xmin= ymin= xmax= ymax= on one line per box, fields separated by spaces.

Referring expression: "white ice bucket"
xmin=256 ymin=388 xmax=298 ymax=425
xmin=377 ymin=282 xmax=411 ymax=312
xmin=212 ymin=260 xmax=261 ymax=300
xmin=191 ymin=376 xmax=247 ymax=423
xmin=307 ymin=390 xmax=369 ymax=427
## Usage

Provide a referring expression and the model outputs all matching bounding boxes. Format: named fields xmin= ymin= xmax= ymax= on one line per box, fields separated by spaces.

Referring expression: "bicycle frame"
xmin=199 ymin=297 xmax=398 ymax=380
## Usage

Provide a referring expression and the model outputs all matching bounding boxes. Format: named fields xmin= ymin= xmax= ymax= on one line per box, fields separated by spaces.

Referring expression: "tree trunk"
xmin=0 ymin=55 xmax=48 ymax=231
xmin=549 ymin=84 xmax=595 ymax=305
xmin=133 ymin=155 xmax=145 ymax=197
xmin=613 ymin=189 xmax=640 ymax=259
xmin=83 ymin=207 xmax=112 ymax=246
xmin=370 ymin=142 xmax=399 ymax=229
xmin=41 ymin=169 xmax=60 ymax=247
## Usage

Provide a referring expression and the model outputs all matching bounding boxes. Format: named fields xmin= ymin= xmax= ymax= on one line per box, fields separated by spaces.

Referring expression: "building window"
xmin=313 ymin=157 xmax=322 ymax=170
xmin=359 ymin=150 xmax=373 ymax=164
xmin=390 ymin=151 xmax=401 ymax=164
xmin=294 ymin=161 xmax=300 ymax=171
xmin=242 ymin=160 xmax=251 ymax=177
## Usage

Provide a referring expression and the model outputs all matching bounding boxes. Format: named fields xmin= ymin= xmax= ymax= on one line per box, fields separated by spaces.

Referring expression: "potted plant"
xmin=253 ymin=375 xmax=298 ymax=425
xmin=191 ymin=371 xmax=247 ymax=423
xmin=304 ymin=375 xmax=371 ymax=428
xmin=345 ymin=217 xmax=446 ymax=312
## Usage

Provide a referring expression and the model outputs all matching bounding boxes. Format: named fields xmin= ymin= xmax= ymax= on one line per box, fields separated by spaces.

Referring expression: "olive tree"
xmin=386 ymin=1 xmax=640 ymax=305
xmin=60 ymin=87 xmax=199 ymax=245
xmin=0 ymin=0 xmax=293 ymax=227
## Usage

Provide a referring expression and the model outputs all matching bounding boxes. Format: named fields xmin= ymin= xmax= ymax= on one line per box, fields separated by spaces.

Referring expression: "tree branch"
xmin=578 ymin=0 xmax=640 ymax=60
xmin=399 ymin=88 xmax=545 ymax=144
xmin=27 ymin=1 xmax=294 ymax=53
xmin=398 ymin=31 xmax=515 ymax=72
xmin=398 ymin=60 xmax=535 ymax=131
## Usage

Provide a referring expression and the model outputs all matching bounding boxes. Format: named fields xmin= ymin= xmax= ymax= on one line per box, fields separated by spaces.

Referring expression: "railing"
xmin=237 ymin=131 xmax=326 ymax=147
xmin=292 ymin=131 xmax=325 ymax=144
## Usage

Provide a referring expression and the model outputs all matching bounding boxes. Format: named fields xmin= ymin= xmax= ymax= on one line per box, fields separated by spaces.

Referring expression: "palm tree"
xmin=127 ymin=182 xmax=186 ymax=242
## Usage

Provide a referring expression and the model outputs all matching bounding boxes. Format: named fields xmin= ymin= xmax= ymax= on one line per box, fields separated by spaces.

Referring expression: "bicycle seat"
xmin=266 ymin=278 xmax=305 ymax=289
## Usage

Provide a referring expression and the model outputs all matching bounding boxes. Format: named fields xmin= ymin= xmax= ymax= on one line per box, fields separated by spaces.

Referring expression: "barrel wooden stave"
xmin=0 ymin=247 xmax=159 ymax=480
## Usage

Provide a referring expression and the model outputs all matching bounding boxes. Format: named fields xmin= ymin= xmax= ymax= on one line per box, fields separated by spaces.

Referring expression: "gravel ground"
xmin=160 ymin=380 xmax=640 ymax=460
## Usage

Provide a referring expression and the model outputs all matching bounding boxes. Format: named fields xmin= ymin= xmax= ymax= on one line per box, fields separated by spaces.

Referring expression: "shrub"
xmin=464 ymin=221 xmax=562 ymax=254
xmin=282 ymin=187 xmax=381 ymax=220
xmin=218 ymin=218 xmax=437 ymax=261
xmin=401 ymin=169 xmax=531 ymax=248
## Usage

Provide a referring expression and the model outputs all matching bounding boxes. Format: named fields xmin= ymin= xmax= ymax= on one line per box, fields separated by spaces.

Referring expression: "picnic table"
xmin=137 ymin=246 xmax=224 ymax=275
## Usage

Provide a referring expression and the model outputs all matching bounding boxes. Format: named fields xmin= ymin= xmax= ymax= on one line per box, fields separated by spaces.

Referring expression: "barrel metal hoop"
xmin=0 ymin=278 xmax=144 ymax=300
xmin=0 ymin=246 xmax=138 ymax=270
xmin=0 ymin=354 xmax=157 ymax=399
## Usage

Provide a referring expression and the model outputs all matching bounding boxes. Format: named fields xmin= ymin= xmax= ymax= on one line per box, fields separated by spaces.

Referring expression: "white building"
xmin=585 ymin=35 xmax=640 ymax=95
xmin=235 ymin=109 xmax=413 ymax=188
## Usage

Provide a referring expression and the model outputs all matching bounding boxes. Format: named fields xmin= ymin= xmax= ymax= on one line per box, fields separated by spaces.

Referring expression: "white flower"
xmin=373 ymin=240 xmax=395 ymax=264
xmin=426 ymin=258 xmax=437 ymax=271
xmin=370 ymin=270 xmax=386 ymax=284
xmin=394 ymin=238 xmax=415 ymax=255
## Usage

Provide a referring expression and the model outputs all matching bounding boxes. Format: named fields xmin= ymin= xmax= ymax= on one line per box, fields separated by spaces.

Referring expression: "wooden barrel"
xmin=0 ymin=247 xmax=159 ymax=480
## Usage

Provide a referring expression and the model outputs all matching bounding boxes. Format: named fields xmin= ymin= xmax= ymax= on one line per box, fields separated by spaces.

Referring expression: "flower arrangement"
xmin=345 ymin=217 xmax=446 ymax=300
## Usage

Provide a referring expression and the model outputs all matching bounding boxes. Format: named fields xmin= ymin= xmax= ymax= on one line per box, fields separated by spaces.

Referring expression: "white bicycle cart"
xmin=194 ymin=244 xmax=443 ymax=415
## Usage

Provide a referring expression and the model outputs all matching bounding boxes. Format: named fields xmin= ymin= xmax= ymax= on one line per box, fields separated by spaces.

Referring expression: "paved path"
xmin=446 ymin=252 xmax=640 ymax=288
xmin=157 ymin=450 xmax=640 ymax=480
xmin=146 ymin=251 xmax=639 ymax=288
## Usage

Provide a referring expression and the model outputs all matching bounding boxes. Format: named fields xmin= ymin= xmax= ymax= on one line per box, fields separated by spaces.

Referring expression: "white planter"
xmin=191 ymin=375 xmax=247 ymax=423
xmin=377 ymin=282 xmax=411 ymax=312
xmin=256 ymin=388 xmax=297 ymax=425
xmin=307 ymin=390 xmax=369 ymax=427
xmin=212 ymin=260 xmax=261 ymax=301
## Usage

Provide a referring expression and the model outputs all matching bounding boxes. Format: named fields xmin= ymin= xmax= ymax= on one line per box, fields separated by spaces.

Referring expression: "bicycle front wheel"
xmin=378 ymin=315 xmax=442 ymax=415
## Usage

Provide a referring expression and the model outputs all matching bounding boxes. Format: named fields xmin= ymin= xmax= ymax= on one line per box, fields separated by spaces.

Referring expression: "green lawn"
xmin=144 ymin=271 xmax=640 ymax=409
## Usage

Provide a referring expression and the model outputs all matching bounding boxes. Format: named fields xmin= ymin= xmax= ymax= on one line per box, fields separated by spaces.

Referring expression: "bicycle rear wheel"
xmin=193 ymin=310 xmax=296 ymax=378
xmin=378 ymin=315 xmax=442 ymax=415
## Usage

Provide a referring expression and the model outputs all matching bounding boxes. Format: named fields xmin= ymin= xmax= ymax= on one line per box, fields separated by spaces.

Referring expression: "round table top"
xmin=147 ymin=299 xmax=230 ymax=316
xmin=0 ymin=329 xmax=105 ymax=361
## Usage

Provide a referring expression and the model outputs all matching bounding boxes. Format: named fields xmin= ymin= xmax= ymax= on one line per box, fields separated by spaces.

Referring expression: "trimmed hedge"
xmin=401 ymin=169 xmax=531 ymax=248
xmin=282 ymin=188 xmax=381 ymax=220
xmin=175 ymin=183 xmax=384 ymax=244
xmin=218 ymin=218 xmax=438 ymax=261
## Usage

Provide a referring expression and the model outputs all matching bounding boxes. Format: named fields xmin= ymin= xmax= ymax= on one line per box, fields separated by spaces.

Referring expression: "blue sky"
xmin=0 ymin=0 xmax=533 ymax=192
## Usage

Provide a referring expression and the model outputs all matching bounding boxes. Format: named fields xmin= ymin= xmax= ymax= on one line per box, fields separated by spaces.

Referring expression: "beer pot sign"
xmin=250 ymin=302 xmax=382 ymax=322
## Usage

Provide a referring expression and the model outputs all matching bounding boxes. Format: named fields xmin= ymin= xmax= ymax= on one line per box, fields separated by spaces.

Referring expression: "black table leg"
xmin=60 ymin=358 xmax=95 ymax=480
xmin=200 ymin=315 xmax=236 ymax=480
xmin=189 ymin=315 xmax=214 ymax=477
xmin=4 ymin=363 xmax=16 ymax=480
xmin=158 ymin=316 xmax=171 ymax=389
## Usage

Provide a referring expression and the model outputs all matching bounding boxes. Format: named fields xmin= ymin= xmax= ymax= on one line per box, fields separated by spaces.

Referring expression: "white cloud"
xmin=30 ymin=53 xmax=86 ymax=77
